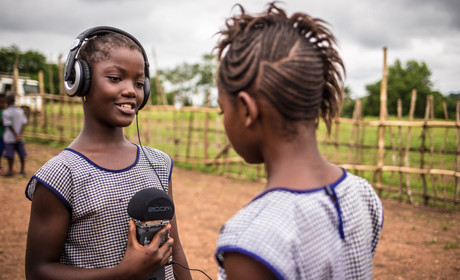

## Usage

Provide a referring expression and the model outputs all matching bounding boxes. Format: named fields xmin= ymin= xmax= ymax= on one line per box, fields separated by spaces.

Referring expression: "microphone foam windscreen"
xmin=128 ymin=188 xmax=175 ymax=221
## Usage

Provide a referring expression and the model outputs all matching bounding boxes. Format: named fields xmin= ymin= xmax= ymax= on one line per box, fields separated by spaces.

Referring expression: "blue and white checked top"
xmin=26 ymin=145 xmax=175 ymax=278
xmin=216 ymin=170 xmax=383 ymax=280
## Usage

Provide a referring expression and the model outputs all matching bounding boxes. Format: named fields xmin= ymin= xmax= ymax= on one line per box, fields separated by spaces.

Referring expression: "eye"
xmin=108 ymin=76 xmax=121 ymax=82
xmin=136 ymin=81 xmax=144 ymax=89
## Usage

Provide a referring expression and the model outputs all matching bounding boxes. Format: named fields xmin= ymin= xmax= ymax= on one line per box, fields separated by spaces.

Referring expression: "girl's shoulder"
xmin=220 ymin=190 xmax=302 ymax=237
xmin=137 ymin=145 xmax=172 ymax=167
xmin=38 ymin=148 xmax=80 ymax=168
xmin=25 ymin=149 xmax=77 ymax=203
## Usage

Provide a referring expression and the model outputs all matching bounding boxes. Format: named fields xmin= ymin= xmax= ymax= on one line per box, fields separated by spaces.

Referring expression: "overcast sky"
xmin=1 ymin=0 xmax=459 ymax=98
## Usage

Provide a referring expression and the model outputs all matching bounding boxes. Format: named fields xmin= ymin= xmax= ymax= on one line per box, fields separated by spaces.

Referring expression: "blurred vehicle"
xmin=0 ymin=74 xmax=42 ymax=113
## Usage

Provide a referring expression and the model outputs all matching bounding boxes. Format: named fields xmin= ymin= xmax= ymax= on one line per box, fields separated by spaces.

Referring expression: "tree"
xmin=0 ymin=45 xmax=20 ymax=73
xmin=158 ymin=62 xmax=196 ymax=106
xmin=0 ymin=45 xmax=59 ymax=94
xmin=148 ymin=76 xmax=161 ymax=105
xmin=158 ymin=54 xmax=217 ymax=107
xmin=362 ymin=59 xmax=442 ymax=118
xmin=0 ymin=45 xmax=47 ymax=76
xmin=340 ymin=86 xmax=355 ymax=118
xmin=445 ymin=92 xmax=460 ymax=119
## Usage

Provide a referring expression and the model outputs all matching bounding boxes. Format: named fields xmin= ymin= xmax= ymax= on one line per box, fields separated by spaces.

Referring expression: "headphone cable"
xmin=136 ymin=112 xmax=167 ymax=193
xmin=137 ymin=113 xmax=213 ymax=280
xmin=169 ymin=261 xmax=213 ymax=280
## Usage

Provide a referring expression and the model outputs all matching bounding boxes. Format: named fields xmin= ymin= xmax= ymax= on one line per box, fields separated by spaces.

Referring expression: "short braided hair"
xmin=215 ymin=2 xmax=345 ymax=132
xmin=79 ymin=32 xmax=142 ymax=69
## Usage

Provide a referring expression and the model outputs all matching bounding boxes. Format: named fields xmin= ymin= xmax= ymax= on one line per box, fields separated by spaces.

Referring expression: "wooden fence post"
xmin=377 ymin=47 xmax=388 ymax=195
xmin=36 ymin=70 xmax=45 ymax=135
xmin=186 ymin=109 xmax=194 ymax=160
xmin=12 ymin=56 xmax=19 ymax=95
xmin=203 ymin=91 xmax=210 ymax=160
xmin=349 ymin=99 xmax=362 ymax=171
xmin=152 ymin=48 xmax=167 ymax=105
xmin=58 ymin=54 xmax=65 ymax=143
xmin=403 ymin=89 xmax=416 ymax=203
xmin=427 ymin=96 xmax=439 ymax=204
xmin=456 ymin=102 xmax=460 ymax=208
xmin=173 ymin=92 xmax=178 ymax=158
xmin=440 ymin=101 xmax=449 ymax=203
xmin=420 ymin=95 xmax=432 ymax=205
xmin=396 ymin=98 xmax=403 ymax=200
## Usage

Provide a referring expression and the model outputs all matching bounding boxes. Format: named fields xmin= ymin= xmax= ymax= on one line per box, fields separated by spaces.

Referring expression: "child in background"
xmin=214 ymin=3 xmax=383 ymax=280
xmin=0 ymin=93 xmax=6 ymax=174
xmin=25 ymin=27 xmax=191 ymax=280
xmin=2 ymin=94 xmax=27 ymax=176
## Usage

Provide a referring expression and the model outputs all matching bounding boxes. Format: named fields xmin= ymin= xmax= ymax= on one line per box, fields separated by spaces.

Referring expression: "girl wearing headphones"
xmin=25 ymin=28 xmax=191 ymax=280
xmin=214 ymin=3 xmax=384 ymax=280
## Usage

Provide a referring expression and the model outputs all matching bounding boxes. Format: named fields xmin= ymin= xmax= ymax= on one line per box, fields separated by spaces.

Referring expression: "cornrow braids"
xmin=215 ymin=2 xmax=345 ymax=132
xmin=79 ymin=32 xmax=142 ymax=69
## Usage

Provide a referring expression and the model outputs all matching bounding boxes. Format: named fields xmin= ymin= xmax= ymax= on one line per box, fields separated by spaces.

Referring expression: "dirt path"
xmin=0 ymin=143 xmax=459 ymax=279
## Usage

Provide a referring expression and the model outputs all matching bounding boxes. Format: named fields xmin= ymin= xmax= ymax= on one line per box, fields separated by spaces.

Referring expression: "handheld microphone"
xmin=128 ymin=188 xmax=175 ymax=280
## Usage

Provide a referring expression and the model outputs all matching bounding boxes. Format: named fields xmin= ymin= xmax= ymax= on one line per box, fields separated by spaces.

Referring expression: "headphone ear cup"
xmin=138 ymin=76 xmax=150 ymax=110
xmin=77 ymin=60 xmax=92 ymax=97
xmin=64 ymin=60 xmax=91 ymax=97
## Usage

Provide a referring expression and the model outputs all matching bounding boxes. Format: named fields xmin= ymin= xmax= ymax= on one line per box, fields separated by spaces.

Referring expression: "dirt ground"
xmin=0 ymin=143 xmax=459 ymax=280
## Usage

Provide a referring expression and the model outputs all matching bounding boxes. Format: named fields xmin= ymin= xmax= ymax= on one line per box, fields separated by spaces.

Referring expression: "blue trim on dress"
xmin=252 ymin=168 xmax=348 ymax=202
xmin=250 ymin=168 xmax=348 ymax=239
xmin=216 ymin=246 xmax=285 ymax=280
xmin=381 ymin=208 xmax=385 ymax=228
xmin=168 ymin=155 xmax=173 ymax=183
xmin=325 ymin=184 xmax=345 ymax=239
xmin=26 ymin=175 xmax=72 ymax=211
xmin=64 ymin=147 xmax=140 ymax=173
xmin=25 ymin=176 xmax=35 ymax=201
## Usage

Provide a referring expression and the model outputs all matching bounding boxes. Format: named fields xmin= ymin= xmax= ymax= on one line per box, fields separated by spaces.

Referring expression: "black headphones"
xmin=64 ymin=26 xmax=150 ymax=110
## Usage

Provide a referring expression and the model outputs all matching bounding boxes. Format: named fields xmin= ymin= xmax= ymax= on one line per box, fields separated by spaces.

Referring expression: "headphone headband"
xmin=64 ymin=26 xmax=150 ymax=110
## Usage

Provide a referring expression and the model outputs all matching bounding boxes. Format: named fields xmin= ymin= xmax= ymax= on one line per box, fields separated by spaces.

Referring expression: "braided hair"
xmin=79 ymin=32 xmax=142 ymax=69
xmin=215 ymin=2 xmax=345 ymax=132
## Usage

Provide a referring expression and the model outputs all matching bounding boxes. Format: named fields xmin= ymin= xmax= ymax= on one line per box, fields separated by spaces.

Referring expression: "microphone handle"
xmin=136 ymin=222 xmax=169 ymax=246
xmin=145 ymin=267 xmax=166 ymax=280
xmin=135 ymin=222 xmax=169 ymax=280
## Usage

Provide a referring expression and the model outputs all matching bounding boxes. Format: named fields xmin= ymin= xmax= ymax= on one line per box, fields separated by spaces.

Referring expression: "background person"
xmin=2 ymin=94 xmax=27 ymax=176
xmin=0 ymin=93 xmax=6 ymax=174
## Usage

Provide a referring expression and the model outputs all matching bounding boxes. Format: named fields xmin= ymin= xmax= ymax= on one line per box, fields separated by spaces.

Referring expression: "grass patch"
xmin=24 ymin=103 xmax=459 ymax=208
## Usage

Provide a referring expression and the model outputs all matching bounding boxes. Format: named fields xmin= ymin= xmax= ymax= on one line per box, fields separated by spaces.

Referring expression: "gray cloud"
xmin=0 ymin=0 xmax=458 ymax=96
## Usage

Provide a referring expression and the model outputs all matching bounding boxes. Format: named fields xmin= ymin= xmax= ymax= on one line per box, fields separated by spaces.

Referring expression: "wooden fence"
xmin=22 ymin=91 xmax=459 ymax=208
xmin=14 ymin=47 xmax=460 ymax=208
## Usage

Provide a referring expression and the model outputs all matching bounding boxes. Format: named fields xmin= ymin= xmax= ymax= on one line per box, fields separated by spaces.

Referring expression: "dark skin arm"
xmin=167 ymin=179 xmax=192 ymax=280
xmin=223 ymin=252 xmax=278 ymax=280
xmin=25 ymin=183 xmax=173 ymax=280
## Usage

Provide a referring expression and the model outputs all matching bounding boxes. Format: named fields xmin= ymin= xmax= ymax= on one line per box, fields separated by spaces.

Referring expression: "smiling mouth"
xmin=119 ymin=103 xmax=134 ymax=110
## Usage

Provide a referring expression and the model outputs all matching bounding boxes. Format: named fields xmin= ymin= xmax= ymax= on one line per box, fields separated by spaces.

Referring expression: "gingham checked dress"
xmin=216 ymin=170 xmax=383 ymax=280
xmin=26 ymin=145 xmax=175 ymax=278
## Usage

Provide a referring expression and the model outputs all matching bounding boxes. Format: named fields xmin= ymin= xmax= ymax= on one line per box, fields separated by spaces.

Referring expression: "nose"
xmin=121 ymin=81 xmax=137 ymax=98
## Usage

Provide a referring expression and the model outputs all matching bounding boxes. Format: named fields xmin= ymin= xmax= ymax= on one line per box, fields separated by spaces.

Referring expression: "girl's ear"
xmin=237 ymin=91 xmax=259 ymax=127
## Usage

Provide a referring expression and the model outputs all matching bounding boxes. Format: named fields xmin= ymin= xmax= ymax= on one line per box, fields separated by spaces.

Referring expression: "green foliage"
xmin=0 ymin=45 xmax=60 ymax=95
xmin=158 ymin=54 xmax=217 ymax=107
xmin=340 ymin=86 xmax=356 ymax=118
xmin=445 ymin=92 xmax=460 ymax=119
xmin=362 ymin=59 xmax=445 ymax=118
xmin=149 ymin=76 xmax=161 ymax=105
xmin=0 ymin=45 xmax=47 ymax=74
xmin=0 ymin=45 xmax=20 ymax=73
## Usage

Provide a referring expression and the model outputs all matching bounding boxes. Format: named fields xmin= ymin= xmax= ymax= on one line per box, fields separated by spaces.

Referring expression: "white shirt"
xmin=2 ymin=105 xmax=27 ymax=143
